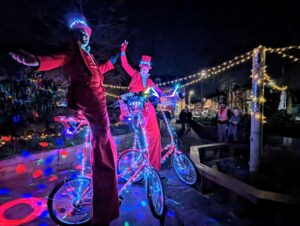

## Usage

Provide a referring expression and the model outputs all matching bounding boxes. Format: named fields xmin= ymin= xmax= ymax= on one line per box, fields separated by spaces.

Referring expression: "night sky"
xmin=0 ymin=0 xmax=299 ymax=95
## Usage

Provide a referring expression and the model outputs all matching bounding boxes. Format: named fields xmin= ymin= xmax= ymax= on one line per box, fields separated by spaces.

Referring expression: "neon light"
xmin=16 ymin=164 xmax=26 ymax=174
xmin=43 ymin=167 xmax=53 ymax=176
xmin=22 ymin=193 xmax=32 ymax=198
xmin=69 ymin=19 xmax=87 ymax=29
xmin=0 ymin=188 xmax=10 ymax=195
xmin=60 ymin=149 xmax=68 ymax=158
xmin=49 ymin=175 xmax=58 ymax=182
xmin=140 ymin=200 xmax=147 ymax=207
xmin=33 ymin=170 xmax=43 ymax=179
xmin=45 ymin=156 xmax=54 ymax=164
xmin=0 ymin=198 xmax=46 ymax=226
xmin=21 ymin=150 xmax=30 ymax=158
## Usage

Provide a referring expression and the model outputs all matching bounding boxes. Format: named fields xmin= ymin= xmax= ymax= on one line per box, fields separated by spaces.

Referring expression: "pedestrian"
xmin=227 ymin=107 xmax=243 ymax=142
xmin=216 ymin=101 xmax=231 ymax=143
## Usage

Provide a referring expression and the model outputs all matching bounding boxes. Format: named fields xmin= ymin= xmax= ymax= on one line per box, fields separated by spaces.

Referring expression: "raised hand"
xmin=121 ymin=40 xmax=128 ymax=52
xmin=9 ymin=49 xmax=39 ymax=67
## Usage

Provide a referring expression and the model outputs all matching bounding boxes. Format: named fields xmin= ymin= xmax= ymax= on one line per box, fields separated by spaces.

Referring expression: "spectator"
xmin=227 ymin=107 xmax=243 ymax=142
xmin=216 ymin=101 xmax=231 ymax=142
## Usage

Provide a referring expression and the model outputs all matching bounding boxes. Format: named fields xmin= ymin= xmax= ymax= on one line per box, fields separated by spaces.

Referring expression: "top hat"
xmin=67 ymin=13 xmax=92 ymax=37
xmin=139 ymin=55 xmax=152 ymax=69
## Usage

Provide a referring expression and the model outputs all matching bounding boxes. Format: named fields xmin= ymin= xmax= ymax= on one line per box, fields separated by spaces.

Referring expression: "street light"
xmin=188 ymin=90 xmax=194 ymax=108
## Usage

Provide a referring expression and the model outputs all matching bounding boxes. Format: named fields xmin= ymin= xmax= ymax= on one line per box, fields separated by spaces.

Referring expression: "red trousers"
xmin=77 ymin=87 xmax=119 ymax=225
xmin=143 ymin=102 xmax=161 ymax=171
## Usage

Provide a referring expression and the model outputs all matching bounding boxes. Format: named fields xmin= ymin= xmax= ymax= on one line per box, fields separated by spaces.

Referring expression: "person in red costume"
xmin=120 ymin=40 xmax=164 ymax=171
xmin=9 ymin=14 xmax=119 ymax=226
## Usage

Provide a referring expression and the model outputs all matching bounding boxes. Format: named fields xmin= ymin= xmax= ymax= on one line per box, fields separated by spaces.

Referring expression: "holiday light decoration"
xmin=266 ymin=45 xmax=300 ymax=62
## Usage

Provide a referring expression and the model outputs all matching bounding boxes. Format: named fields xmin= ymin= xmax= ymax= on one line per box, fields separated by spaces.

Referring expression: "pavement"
xmin=0 ymin=121 xmax=241 ymax=226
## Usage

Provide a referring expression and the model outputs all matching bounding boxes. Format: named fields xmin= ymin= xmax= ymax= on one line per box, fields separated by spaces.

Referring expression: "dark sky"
xmin=0 ymin=0 xmax=299 ymax=84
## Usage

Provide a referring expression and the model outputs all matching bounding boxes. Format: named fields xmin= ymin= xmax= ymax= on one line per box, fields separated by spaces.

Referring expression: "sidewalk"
xmin=0 ymin=121 xmax=240 ymax=226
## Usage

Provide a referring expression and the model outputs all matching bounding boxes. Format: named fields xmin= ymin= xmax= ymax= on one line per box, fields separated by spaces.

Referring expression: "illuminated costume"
xmin=10 ymin=15 xmax=119 ymax=225
xmin=120 ymin=43 xmax=163 ymax=171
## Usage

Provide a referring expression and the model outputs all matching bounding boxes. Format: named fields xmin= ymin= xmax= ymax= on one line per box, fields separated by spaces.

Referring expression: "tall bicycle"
xmin=118 ymin=88 xmax=198 ymax=188
xmin=47 ymin=101 xmax=165 ymax=226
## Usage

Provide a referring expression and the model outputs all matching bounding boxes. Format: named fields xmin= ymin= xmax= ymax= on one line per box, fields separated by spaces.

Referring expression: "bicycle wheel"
xmin=172 ymin=153 xmax=198 ymax=186
xmin=146 ymin=168 xmax=165 ymax=219
xmin=118 ymin=149 xmax=145 ymax=183
xmin=47 ymin=177 xmax=92 ymax=226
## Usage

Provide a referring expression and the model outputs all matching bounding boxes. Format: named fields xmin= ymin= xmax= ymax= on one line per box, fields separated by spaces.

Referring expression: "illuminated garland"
xmin=103 ymin=84 xmax=128 ymax=90
xmin=0 ymin=127 xmax=86 ymax=148
xmin=266 ymin=46 xmax=300 ymax=62
xmin=264 ymin=74 xmax=288 ymax=91
xmin=156 ymin=50 xmax=253 ymax=87
xmin=105 ymin=92 xmax=120 ymax=98
xmin=250 ymin=71 xmax=288 ymax=123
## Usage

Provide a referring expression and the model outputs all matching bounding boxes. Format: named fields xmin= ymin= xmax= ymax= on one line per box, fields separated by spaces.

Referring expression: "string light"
xmin=156 ymin=50 xmax=253 ymax=87
xmin=0 ymin=127 xmax=86 ymax=148
xmin=103 ymin=84 xmax=128 ymax=90
xmin=266 ymin=46 xmax=300 ymax=62
xmin=264 ymin=74 xmax=288 ymax=91
xmin=105 ymin=92 xmax=120 ymax=98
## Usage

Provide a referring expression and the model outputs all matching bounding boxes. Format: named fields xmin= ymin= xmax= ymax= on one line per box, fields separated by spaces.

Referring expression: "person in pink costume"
xmin=120 ymin=40 xmax=164 ymax=171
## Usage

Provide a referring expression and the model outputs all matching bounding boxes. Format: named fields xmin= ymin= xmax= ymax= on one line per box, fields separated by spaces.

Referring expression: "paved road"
xmin=0 ymin=122 xmax=240 ymax=226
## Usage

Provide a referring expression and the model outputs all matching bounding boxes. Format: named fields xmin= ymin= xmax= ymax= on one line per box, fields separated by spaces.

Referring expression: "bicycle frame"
xmin=158 ymin=103 xmax=183 ymax=163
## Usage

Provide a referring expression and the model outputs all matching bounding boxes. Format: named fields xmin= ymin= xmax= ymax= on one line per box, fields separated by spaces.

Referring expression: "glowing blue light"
xmin=69 ymin=19 xmax=88 ymax=29
xmin=150 ymin=87 xmax=159 ymax=97
xmin=21 ymin=150 xmax=30 ymax=158
xmin=22 ymin=193 xmax=32 ymax=198
xmin=0 ymin=188 xmax=10 ymax=195
xmin=39 ymin=223 xmax=48 ymax=226
xmin=40 ymin=210 xmax=48 ymax=218
xmin=140 ymin=200 xmax=147 ymax=207
xmin=55 ymin=137 xmax=63 ymax=147
xmin=45 ymin=156 xmax=54 ymax=164
xmin=13 ymin=115 xmax=21 ymax=123
xmin=171 ymin=84 xmax=180 ymax=96
xmin=166 ymin=210 xmax=175 ymax=218
xmin=37 ymin=184 xmax=47 ymax=189
xmin=44 ymin=167 xmax=53 ymax=176
xmin=124 ymin=222 xmax=130 ymax=226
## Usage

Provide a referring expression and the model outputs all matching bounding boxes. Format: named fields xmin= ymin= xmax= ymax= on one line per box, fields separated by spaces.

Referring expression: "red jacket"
xmin=120 ymin=54 xmax=163 ymax=94
xmin=37 ymin=42 xmax=114 ymax=110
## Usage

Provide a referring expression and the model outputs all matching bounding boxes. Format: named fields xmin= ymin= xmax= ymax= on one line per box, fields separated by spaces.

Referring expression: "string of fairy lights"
xmin=103 ymin=45 xmax=300 ymax=100
xmin=1 ymin=45 xmax=299 ymax=148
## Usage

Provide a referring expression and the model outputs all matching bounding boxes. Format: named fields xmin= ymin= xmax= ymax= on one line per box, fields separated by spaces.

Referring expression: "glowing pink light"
xmin=0 ymin=198 xmax=46 ymax=226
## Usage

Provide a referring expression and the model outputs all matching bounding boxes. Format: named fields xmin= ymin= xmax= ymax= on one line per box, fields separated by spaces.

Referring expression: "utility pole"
xmin=250 ymin=46 xmax=265 ymax=172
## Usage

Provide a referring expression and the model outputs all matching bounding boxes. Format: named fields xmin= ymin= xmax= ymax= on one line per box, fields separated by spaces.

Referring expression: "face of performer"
xmin=73 ymin=28 xmax=90 ymax=48
xmin=140 ymin=66 xmax=150 ymax=78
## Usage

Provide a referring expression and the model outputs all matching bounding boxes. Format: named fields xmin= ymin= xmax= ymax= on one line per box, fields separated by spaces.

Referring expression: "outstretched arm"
xmin=9 ymin=49 xmax=70 ymax=71
xmin=36 ymin=54 xmax=70 ymax=71
xmin=120 ymin=40 xmax=137 ymax=77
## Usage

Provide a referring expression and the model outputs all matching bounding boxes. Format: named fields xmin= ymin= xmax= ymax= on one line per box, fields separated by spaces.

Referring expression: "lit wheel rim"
xmin=146 ymin=169 xmax=165 ymax=218
xmin=118 ymin=149 xmax=145 ymax=183
xmin=172 ymin=154 xmax=197 ymax=185
xmin=48 ymin=177 xmax=92 ymax=225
